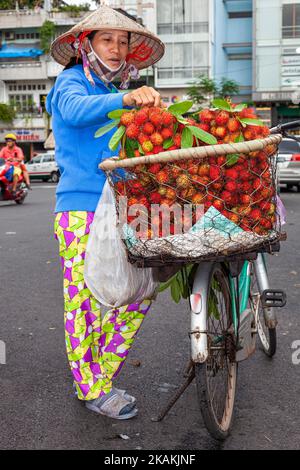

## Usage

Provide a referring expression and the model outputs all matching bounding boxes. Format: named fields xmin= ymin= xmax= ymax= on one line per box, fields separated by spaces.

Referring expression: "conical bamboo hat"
xmin=50 ymin=5 xmax=165 ymax=70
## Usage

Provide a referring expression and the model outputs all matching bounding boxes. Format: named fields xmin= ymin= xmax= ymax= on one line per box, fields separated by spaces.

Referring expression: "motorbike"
xmin=0 ymin=157 xmax=28 ymax=205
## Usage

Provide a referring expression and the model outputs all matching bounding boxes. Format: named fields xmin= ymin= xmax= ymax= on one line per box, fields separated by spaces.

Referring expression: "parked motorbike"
xmin=0 ymin=158 xmax=28 ymax=205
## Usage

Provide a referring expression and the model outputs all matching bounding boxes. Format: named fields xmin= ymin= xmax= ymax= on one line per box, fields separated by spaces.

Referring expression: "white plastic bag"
xmin=84 ymin=181 xmax=158 ymax=307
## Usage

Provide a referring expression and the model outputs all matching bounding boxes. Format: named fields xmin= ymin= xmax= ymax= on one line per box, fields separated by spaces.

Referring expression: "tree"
xmin=188 ymin=75 xmax=240 ymax=107
xmin=39 ymin=20 xmax=56 ymax=53
xmin=219 ymin=77 xmax=240 ymax=98
xmin=0 ymin=103 xmax=15 ymax=124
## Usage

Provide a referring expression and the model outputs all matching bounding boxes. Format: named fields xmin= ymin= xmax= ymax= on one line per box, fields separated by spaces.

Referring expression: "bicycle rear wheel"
xmin=195 ymin=264 xmax=237 ymax=441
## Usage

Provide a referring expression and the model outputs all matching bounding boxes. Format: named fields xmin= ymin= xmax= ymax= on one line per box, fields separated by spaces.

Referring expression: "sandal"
xmin=113 ymin=387 xmax=137 ymax=405
xmin=85 ymin=390 xmax=138 ymax=420
xmin=73 ymin=383 xmax=136 ymax=405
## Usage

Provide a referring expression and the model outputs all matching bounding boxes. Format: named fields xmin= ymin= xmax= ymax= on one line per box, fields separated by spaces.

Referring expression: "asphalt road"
xmin=0 ymin=183 xmax=300 ymax=450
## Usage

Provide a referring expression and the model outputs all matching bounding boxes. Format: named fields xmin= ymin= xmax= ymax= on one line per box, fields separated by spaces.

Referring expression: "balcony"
xmin=0 ymin=9 xmax=46 ymax=28
xmin=158 ymin=22 xmax=209 ymax=35
xmin=0 ymin=60 xmax=47 ymax=80
xmin=0 ymin=9 xmax=90 ymax=29
xmin=282 ymin=26 xmax=300 ymax=39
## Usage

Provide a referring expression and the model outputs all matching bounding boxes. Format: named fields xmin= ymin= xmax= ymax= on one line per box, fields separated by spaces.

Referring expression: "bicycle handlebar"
xmin=270 ymin=120 xmax=300 ymax=135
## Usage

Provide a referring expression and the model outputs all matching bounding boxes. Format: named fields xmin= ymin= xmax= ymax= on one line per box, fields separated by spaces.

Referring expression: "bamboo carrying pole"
xmin=99 ymin=135 xmax=282 ymax=172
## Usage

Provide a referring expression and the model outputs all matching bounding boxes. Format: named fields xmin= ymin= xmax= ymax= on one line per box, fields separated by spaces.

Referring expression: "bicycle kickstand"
xmin=152 ymin=360 xmax=195 ymax=422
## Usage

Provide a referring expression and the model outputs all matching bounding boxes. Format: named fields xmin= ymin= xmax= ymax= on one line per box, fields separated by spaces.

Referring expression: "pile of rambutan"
xmin=96 ymin=99 xmax=278 ymax=239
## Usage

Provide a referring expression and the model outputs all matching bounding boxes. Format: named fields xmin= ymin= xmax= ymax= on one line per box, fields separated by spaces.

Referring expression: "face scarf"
xmin=75 ymin=36 xmax=140 ymax=89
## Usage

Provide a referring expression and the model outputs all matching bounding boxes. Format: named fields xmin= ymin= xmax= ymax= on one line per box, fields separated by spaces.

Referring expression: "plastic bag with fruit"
xmin=84 ymin=180 xmax=158 ymax=307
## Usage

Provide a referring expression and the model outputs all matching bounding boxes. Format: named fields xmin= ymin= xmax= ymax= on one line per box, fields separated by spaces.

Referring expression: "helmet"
xmin=5 ymin=133 xmax=17 ymax=141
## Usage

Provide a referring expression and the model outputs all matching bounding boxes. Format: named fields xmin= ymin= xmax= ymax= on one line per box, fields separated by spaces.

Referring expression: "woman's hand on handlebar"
xmin=123 ymin=86 xmax=166 ymax=108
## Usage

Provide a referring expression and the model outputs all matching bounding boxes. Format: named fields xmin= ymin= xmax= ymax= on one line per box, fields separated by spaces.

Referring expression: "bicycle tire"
xmin=250 ymin=262 xmax=277 ymax=358
xmin=195 ymin=263 xmax=237 ymax=441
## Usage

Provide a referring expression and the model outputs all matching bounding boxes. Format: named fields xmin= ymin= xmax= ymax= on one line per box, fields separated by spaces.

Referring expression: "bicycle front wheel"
xmin=195 ymin=264 xmax=237 ymax=441
xmin=250 ymin=258 xmax=277 ymax=357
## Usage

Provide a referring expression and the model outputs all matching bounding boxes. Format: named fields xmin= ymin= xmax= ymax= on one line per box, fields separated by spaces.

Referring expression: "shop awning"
xmin=0 ymin=43 xmax=43 ymax=58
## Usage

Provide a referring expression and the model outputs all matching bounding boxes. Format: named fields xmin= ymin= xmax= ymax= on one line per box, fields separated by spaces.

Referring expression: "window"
xmin=279 ymin=139 xmax=300 ymax=153
xmin=9 ymin=94 xmax=34 ymax=113
xmin=157 ymin=41 xmax=208 ymax=80
xmin=5 ymin=31 xmax=15 ymax=40
xmin=157 ymin=0 xmax=209 ymax=35
xmin=31 ymin=156 xmax=42 ymax=164
xmin=42 ymin=155 xmax=52 ymax=163
xmin=228 ymin=12 xmax=252 ymax=18
xmin=283 ymin=4 xmax=300 ymax=38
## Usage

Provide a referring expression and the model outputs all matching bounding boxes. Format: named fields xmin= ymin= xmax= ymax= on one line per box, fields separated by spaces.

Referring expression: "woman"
xmin=46 ymin=5 xmax=165 ymax=420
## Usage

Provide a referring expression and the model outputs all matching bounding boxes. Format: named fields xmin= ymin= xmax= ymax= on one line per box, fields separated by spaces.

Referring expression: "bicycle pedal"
xmin=261 ymin=289 xmax=287 ymax=308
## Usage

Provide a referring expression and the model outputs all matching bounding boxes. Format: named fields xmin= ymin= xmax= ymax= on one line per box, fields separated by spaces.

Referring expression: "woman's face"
xmin=91 ymin=30 xmax=129 ymax=70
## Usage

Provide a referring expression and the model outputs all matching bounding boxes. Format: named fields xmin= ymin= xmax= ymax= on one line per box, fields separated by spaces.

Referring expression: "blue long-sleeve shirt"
xmin=46 ymin=64 xmax=124 ymax=212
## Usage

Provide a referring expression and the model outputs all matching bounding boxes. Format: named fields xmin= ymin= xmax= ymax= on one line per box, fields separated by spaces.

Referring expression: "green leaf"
xmin=108 ymin=125 xmax=126 ymax=151
xmin=181 ymin=127 xmax=194 ymax=149
xmin=208 ymin=290 xmax=220 ymax=320
xmin=107 ymin=109 xmax=129 ymax=120
xmin=226 ymin=154 xmax=240 ymax=167
xmin=181 ymin=267 xmax=191 ymax=299
xmin=138 ymin=143 xmax=145 ymax=155
xmin=233 ymin=103 xmax=247 ymax=113
xmin=125 ymin=139 xmax=136 ymax=158
xmin=173 ymin=122 xmax=179 ymax=134
xmin=168 ymin=100 xmax=194 ymax=115
xmin=239 ymin=118 xmax=264 ymax=127
xmin=234 ymin=133 xmax=245 ymax=143
xmin=158 ymin=275 xmax=177 ymax=293
xmin=188 ymin=126 xmax=218 ymax=145
xmin=212 ymin=99 xmax=231 ymax=111
xmin=95 ymin=119 xmax=120 ymax=138
xmin=171 ymin=279 xmax=181 ymax=304
xmin=163 ymin=138 xmax=174 ymax=150
xmin=173 ymin=114 xmax=189 ymax=125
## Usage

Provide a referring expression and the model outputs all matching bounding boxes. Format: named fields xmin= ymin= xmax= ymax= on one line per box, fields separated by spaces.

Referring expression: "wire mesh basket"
xmin=99 ymin=134 xmax=285 ymax=267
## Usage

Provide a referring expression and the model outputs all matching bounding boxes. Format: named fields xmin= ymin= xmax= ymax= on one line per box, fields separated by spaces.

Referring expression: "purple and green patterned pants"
xmin=54 ymin=211 xmax=151 ymax=401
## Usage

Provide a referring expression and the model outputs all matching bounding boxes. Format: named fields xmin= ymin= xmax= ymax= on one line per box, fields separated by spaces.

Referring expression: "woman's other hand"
xmin=123 ymin=86 xmax=166 ymax=108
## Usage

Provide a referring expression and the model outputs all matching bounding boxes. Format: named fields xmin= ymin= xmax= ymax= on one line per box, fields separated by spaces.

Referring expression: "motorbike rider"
xmin=0 ymin=134 xmax=31 ymax=189
xmin=0 ymin=160 xmax=22 ymax=196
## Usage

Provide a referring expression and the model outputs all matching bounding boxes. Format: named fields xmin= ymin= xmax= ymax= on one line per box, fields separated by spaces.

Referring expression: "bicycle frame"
xmin=190 ymin=253 xmax=275 ymax=363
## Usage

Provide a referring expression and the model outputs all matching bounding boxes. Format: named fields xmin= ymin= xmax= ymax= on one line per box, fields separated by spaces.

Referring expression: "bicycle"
xmin=99 ymin=120 xmax=299 ymax=441
xmin=184 ymin=121 xmax=299 ymax=440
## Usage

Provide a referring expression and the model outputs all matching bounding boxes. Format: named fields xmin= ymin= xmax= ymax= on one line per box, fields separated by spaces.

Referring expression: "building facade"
xmin=155 ymin=0 xmax=212 ymax=104
xmin=0 ymin=5 xmax=89 ymax=157
xmin=253 ymin=0 xmax=300 ymax=126
xmin=213 ymin=0 xmax=253 ymax=102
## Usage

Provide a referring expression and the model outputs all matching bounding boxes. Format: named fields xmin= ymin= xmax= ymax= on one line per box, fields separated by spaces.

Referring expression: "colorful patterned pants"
xmin=54 ymin=211 xmax=151 ymax=401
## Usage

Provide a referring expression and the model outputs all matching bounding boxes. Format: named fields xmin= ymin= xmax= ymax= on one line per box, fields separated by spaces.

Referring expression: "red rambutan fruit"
xmin=126 ymin=123 xmax=140 ymax=139
xmin=215 ymin=111 xmax=230 ymax=126
xmin=150 ymin=132 xmax=164 ymax=146
xmin=142 ymin=122 xmax=155 ymax=135
xmin=120 ymin=111 xmax=136 ymax=127
xmin=227 ymin=118 xmax=240 ymax=133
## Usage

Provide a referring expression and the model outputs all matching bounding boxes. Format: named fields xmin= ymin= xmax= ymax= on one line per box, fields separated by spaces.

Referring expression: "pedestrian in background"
xmin=46 ymin=5 xmax=165 ymax=420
